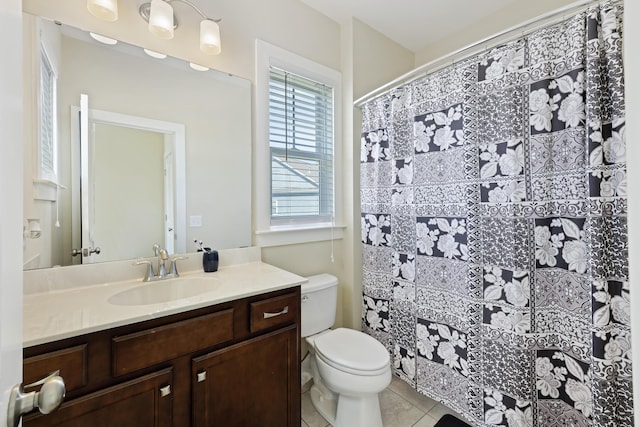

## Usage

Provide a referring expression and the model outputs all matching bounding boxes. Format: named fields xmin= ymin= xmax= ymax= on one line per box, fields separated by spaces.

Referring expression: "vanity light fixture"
xmin=189 ymin=62 xmax=209 ymax=71
xmin=89 ymin=32 xmax=118 ymax=45
xmin=139 ymin=0 xmax=222 ymax=55
xmin=87 ymin=0 xmax=118 ymax=22
xmin=144 ymin=48 xmax=168 ymax=59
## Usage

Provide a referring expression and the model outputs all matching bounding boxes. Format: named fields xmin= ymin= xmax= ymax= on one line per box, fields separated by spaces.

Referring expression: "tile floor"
xmin=301 ymin=375 xmax=472 ymax=427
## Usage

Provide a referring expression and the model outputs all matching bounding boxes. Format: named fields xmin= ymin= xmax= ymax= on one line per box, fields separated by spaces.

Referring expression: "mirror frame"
xmin=22 ymin=12 xmax=253 ymax=270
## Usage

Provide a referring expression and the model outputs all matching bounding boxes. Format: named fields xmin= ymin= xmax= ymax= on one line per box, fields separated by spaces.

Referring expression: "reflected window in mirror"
xmin=39 ymin=43 xmax=58 ymax=183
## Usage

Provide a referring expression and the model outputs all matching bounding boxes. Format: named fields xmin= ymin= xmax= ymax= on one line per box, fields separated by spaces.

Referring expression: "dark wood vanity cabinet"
xmin=24 ymin=369 xmax=174 ymax=427
xmin=193 ymin=326 xmax=298 ymax=427
xmin=23 ymin=287 xmax=301 ymax=427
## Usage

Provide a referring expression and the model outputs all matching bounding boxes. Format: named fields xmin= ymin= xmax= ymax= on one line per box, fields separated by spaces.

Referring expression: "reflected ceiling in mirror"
xmin=22 ymin=14 xmax=252 ymax=270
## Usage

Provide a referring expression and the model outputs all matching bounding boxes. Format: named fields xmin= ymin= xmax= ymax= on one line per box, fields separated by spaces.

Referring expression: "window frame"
xmin=32 ymin=18 xmax=61 ymax=201
xmin=255 ymin=40 xmax=344 ymax=247
xmin=38 ymin=46 xmax=58 ymax=183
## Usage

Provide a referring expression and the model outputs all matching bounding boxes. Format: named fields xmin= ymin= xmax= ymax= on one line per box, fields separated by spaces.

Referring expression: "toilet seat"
xmin=314 ymin=328 xmax=390 ymax=376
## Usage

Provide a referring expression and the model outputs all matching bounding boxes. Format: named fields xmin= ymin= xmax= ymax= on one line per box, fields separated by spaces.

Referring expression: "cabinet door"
xmin=24 ymin=368 xmax=173 ymax=427
xmin=192 ymin=325 xmax=300 ymax=427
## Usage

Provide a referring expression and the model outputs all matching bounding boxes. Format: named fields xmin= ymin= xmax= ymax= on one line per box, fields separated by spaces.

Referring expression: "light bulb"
xmin=200 ymin=19 xmax=221 ymax=55
xmin=87 ymin=0 xmax=118 ymax=21
xmin=149 ymin=0 xmax=174 ymax=40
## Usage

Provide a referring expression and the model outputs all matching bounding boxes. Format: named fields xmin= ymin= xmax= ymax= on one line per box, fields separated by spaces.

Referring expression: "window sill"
xmin=32 ymin=179 xmax=60 ymax=201
xmin=255 ymin=224 xmax=345 ymax=247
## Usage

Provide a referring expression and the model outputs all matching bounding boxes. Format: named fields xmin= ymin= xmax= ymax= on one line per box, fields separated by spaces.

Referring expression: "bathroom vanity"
xmin=21 ymin=249 xmax=303 ymax=426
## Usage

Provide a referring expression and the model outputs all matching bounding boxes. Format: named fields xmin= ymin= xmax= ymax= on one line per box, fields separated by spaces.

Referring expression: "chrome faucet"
xmin=135 ymin=244 xmax=187 ymax=282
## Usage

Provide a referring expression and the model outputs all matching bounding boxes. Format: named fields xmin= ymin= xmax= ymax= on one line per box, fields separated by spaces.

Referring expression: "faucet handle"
xmin=135 ymin=260 xmax=155 ymax=282
xmin=168 ymin=256 xmax=188 ymax=277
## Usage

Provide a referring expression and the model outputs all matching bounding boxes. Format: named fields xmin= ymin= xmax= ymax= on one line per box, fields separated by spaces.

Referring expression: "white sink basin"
xmin=108 ymin=276 xmax=218 ymax=306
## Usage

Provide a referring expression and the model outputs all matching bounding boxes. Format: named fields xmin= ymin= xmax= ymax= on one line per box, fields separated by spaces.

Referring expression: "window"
xmin=39 ymin=48 xmax=57 ymax=182
xmin=269 ymin=68 xmax=333 ymax=222
xmin=256 ymin=40 xmax=343 ymax=246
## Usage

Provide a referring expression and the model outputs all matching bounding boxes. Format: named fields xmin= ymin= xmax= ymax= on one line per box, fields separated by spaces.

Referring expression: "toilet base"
xmin=309 ymin=381 xmax=384 ymax=427
xmin=334 ymin=393 xmax=383 ymax=427
xmin=309 ymin=382 xmax=337 ymax=425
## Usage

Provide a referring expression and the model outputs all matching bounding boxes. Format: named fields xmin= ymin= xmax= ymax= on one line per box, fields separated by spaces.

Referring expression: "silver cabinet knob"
xmin=160 ymin=385 xmax=171 ymax=397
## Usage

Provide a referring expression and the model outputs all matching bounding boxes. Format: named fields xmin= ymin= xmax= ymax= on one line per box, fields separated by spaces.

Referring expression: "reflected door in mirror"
xmin=90 ymin=122 xmax=166 ymax=263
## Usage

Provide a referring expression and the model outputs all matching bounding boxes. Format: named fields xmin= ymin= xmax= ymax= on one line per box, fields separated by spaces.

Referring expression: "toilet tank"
xmin=301 ymin=274 xmax=338 ymax=337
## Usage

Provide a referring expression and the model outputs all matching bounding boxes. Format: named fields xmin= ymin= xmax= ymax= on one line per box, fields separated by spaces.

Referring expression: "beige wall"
xmin=338 ymin=18 xmax=357 ymax=329
xmin=262 ymin=241 xmax=345 ymax=328
xmin=352 ymin=19 xmax=415 ymax=100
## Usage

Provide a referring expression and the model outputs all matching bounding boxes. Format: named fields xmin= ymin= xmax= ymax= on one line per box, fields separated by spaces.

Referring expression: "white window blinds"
xmin=268 ymin=67 xmax=334 ymax=223
xmin=39 ymin=50 xmax=56 ymax=180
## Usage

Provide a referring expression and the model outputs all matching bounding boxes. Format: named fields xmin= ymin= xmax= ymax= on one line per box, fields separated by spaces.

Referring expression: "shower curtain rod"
xmin=354 ymin=0 xmax=615 ymax=107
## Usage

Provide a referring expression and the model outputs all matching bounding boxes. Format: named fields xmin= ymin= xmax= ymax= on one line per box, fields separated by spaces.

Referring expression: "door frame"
xmin=70 ymin=105 xmax=186 ymax=262
xmin=0 ymin=0 xmax=24 ymax=422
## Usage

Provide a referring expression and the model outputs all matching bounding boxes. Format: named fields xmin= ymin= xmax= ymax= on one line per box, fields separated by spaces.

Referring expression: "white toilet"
xmin=301 ymin=274 xmax=391 ymax=427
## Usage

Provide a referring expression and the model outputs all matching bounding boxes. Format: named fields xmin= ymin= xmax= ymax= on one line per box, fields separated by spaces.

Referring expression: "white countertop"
xmin=24 ymin=256 xmax=306 ymax=348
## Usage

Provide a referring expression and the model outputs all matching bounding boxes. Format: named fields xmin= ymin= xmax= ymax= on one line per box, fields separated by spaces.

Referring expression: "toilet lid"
xmin=314 ymin=328 xmax=390 ymax=375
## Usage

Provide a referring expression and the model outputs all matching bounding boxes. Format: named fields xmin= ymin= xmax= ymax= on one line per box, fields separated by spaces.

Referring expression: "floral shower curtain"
xmin=360 ymin=2 xmax=631 ymax=426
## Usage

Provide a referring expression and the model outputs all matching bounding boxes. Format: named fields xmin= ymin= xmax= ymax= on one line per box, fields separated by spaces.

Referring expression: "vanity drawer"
xmin=250 ymin=292 xmax=298 ymax=333
xmin=112 ymin=309 xmax=234 ymax=376
xmin=24 ymin=344 xmax=88 ymax=393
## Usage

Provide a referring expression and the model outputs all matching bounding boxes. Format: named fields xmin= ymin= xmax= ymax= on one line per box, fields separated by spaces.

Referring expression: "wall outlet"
xmin=189 ymin=215 xmax=202 ymax=227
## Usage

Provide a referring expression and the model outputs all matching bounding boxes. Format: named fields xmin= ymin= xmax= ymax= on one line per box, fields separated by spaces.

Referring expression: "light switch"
xmin=189 ymin=215 xmax=202 ymax=227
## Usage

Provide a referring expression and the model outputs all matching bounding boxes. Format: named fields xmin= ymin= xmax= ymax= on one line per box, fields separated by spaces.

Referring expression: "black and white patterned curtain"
xmin=360 ymin=2 xmax=630 ymax=426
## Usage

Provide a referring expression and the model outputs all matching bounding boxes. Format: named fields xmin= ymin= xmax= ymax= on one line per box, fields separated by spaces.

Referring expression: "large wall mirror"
xmin=22 ymin=11 xmax=252 ymax=270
